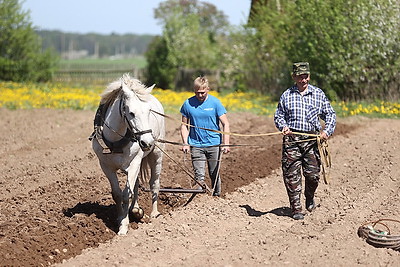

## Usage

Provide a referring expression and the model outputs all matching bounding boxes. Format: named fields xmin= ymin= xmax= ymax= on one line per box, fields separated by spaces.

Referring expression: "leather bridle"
xmin=100 ymin=95 xmax=152 ymax=145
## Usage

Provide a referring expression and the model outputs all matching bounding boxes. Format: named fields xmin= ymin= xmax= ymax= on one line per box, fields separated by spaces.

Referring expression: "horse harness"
xmin=88 ymin=97 xmax=152 ymax=154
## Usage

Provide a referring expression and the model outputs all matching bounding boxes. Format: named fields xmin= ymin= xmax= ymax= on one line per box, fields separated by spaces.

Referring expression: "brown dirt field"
xmin=0 ymin=108 xmax=399 ymax=267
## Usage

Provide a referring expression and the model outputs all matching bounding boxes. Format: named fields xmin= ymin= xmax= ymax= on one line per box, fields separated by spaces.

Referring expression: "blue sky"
xmin=22 ymin=0 xmax=252 ymax=35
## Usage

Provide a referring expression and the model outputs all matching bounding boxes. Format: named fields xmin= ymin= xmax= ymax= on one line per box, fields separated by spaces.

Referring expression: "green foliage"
xmin=145 ymin=36 xmax=176 ymax=89
xmin=234 ymin=1 xmax=293 ymax=96
xmin=286 ymin=0 xmax=400 ymax=100
xmin=144 ymin=0 xmax=400 ymax=100
xmin=154 ymin=0 xmax=229 ymax=35
xmin=145 ymin=0 xmax=230 ymax=90
xmin=249 ymin=0 xmax=400 ymax=100
xmin=0 ymin=0 xmax=58 ymax=82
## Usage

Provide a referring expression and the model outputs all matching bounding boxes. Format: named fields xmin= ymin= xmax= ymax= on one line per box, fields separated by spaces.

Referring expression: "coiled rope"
xmin=357 ymin=219 xmax=400 ymax=251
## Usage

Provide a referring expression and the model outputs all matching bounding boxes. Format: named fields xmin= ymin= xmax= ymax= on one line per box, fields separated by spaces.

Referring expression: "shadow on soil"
xmin=63 ymin=202 xmax=118 ymax=232
xmin=240 ymin=204 xmax=292 ymax=218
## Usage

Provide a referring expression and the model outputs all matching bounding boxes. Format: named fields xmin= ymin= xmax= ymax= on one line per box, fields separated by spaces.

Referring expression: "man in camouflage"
xmin=274 ymin=62 xmax=336 ymax=220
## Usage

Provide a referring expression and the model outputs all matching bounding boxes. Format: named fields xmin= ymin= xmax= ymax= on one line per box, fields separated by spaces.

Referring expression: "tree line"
xmin=1 ymin=0 xmax=399 ymax=101
xmin=37 ymin=30 xmax=155 ymax=58
xmin=0 ymin=0 xmax=154 ymax=82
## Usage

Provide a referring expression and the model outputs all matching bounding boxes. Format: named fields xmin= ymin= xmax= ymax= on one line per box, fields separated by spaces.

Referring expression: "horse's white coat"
xmin=92 ymin=74 xmax=165 ymax=235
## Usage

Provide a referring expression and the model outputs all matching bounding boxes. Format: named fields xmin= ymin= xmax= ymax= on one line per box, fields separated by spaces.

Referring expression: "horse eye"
xmin=129 ymin=112 xmax=136 ymax=118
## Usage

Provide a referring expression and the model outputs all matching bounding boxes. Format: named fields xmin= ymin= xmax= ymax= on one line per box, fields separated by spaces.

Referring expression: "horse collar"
xmin=101 ymin=129 xmax=135 ymax=153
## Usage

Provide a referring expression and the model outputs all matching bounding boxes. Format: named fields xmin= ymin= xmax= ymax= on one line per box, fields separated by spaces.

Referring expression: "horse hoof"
xmin=150 ymin=211 xmax=161 ymax=219
xmin=118 ymin=226 xmax=129 ymax=235
xmin=131 ymin=207 xmax=144 ymax=220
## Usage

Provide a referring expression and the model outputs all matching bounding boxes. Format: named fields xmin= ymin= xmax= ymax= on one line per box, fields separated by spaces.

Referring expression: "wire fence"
xmin=53 ymin=65 xmax=144 ymax=84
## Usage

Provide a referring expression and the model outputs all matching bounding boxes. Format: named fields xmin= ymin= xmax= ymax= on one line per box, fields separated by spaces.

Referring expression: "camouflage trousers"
xmin=281 ymin=133 xmax=321 ymax=213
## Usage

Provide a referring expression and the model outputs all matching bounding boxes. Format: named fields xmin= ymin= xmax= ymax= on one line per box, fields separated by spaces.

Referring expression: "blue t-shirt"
xmin=180 ymin=94 xmax=227 ymax=147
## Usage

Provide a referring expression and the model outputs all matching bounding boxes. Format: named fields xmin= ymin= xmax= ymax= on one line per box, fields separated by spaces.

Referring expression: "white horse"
xmin=91 ymin=73 xmax=165 ymax=235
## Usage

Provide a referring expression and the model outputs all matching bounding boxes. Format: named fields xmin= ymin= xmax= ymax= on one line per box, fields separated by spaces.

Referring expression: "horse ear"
xmin=147 ymin=84 xmax=156 ymax=93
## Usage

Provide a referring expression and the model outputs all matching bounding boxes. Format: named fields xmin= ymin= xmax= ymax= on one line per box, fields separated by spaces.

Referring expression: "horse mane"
xmin=100 ymin=73 xmax=151 ymax=105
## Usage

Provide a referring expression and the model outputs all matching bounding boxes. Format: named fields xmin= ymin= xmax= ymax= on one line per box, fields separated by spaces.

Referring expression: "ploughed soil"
xmin=0 ymin=108 xmax=399 ymax=266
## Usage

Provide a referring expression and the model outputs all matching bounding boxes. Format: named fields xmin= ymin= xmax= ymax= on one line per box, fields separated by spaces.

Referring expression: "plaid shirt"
xmin=274 ymin=84 xmax=336 ymax=136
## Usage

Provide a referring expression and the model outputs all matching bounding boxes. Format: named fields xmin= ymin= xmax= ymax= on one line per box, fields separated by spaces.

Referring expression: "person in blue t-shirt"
xmin=180 ymin=76 xmax=230 ymax=196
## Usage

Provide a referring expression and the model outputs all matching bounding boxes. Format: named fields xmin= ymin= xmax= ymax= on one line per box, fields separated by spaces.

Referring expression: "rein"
xmin=150 ymin=109 xmax=331 ymax=184
xmin=150 ymin=109 xmax=319 ymax=138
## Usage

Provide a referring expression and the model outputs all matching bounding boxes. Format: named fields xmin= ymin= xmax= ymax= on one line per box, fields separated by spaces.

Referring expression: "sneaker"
xmin=306 ymin=198 xmax=316 ymax=212
xmin=292 ymin=212 xmax=304 ymax=220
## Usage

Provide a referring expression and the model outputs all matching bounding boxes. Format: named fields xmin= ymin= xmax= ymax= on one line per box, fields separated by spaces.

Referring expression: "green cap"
xmin=292 ymin=62 xmax=310 ymax=75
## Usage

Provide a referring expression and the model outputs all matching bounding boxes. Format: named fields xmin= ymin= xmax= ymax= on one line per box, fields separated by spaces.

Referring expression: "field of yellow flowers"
xmin=0 ymin=81 xmax=399 ymax=118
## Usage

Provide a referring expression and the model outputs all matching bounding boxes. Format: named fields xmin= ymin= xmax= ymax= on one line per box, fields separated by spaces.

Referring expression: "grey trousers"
xmin=191 ymin=146 xmax=221 ymax=195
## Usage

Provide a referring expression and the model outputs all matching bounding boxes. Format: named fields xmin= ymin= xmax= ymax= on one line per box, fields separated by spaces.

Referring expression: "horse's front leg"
xmin=99 ymin=163 xmax=125 ymax=230
xmin=147 ymin=149 xmax=162 ymax=218
xmin=130 ymin=181 xmax=144 ymax=221
xmin=118 ymin=155 xmax=142 ymax=235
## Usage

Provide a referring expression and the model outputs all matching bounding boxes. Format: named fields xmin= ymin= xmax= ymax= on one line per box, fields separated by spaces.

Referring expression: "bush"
xmin=0 ymin=0 xmax=58 ymax=82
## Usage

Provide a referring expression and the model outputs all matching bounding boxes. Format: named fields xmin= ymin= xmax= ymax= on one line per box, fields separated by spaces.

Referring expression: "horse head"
xmin=120 ymin=76 xmax=155 ymax=151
